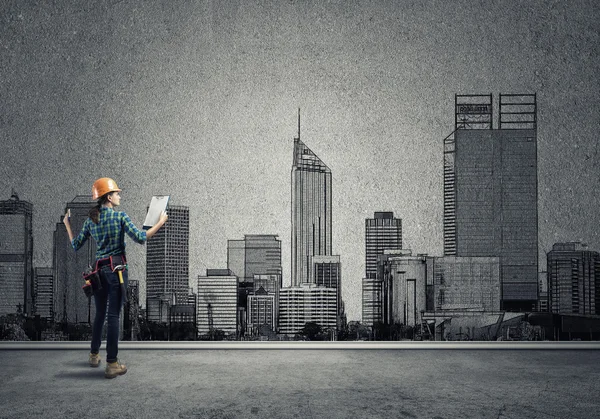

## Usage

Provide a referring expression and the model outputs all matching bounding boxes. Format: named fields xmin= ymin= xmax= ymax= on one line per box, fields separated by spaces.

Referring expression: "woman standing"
xmin=63 ymin=177 xmax=168 ymax=378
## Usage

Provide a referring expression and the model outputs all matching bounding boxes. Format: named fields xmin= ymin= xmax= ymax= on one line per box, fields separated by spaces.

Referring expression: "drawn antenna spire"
xmin=296 ymin=108 xmax=300 ymax=141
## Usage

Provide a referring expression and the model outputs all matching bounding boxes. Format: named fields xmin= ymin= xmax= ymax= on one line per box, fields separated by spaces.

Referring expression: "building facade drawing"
xmin=247 ymin=290 xmax=276 ymax=335
xmin=227 ymin=235 xmax=282 ymax=283
xmin=146 ymin=204 xmax=190 ymax=321
xmin=547 ymin=242 xmax=600 ymax=315
xmin=365 ymin=212 xmax=403 ymax=278
xmin=252 ymin=274 xmax=281 ymax=333
xmin=197 ymin=269 xmax=238 ymax=336
xmin=0 ymin=192 xmax=34 ymax=316
xmin=363 ymin=212 xmax=402 ymax=325
xmin=362 ymin=277 xmax=382 ymax=326
xmin=444 ymin=94 xmax=538 ymax=311
xmin=53 ymin=195 xmax=96 ymax=323
xmin=291 ymin=132 xmax=332 ymax=286
xmin=34 ymin=267 xmax=53 ymax=320
xmin=429 ymin=256 xmax=501 ymax=312
xmin=377 ymin=250 xmax=428 ymax=328
xmin=279 ymin=284 xmax=337 ymax=335
xmin=310 ymin=255 xmax=342 ymax=315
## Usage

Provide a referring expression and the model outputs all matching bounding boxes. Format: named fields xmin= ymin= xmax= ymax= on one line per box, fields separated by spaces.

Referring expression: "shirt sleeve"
xmin=121 ymin=212 xmax=147 ymax=244
xmin=71 ymin=219 xmax=91 ymax=251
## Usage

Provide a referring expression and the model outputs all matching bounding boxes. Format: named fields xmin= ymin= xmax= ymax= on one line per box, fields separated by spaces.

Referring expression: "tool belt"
xmin=82 ymin=254 xmax=127 ymax=298
xmin=95 ymin=254 xmax=127 ymax=272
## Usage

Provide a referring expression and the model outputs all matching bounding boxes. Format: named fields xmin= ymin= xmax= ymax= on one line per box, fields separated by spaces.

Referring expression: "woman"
xmin=63 ymin=177 xmax=168 ymax=379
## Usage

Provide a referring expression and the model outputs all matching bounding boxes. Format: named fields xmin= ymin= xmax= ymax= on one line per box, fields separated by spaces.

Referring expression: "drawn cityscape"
xmin=2 ymin=95 xmax=599 ymax=342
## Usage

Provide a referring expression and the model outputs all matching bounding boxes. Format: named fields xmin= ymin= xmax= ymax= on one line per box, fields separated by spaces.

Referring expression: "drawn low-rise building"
xmin=34 ymin=267 xmax=54 ymax=320
xmin=279 ymin=284 xmax=337 ymax=335
xmin=197 ymin=269 xmax=238 ymax=337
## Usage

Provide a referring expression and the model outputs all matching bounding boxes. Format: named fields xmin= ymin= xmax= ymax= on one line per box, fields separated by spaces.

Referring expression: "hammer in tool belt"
xmin=113 ymin=264 xmax=128 ymax=304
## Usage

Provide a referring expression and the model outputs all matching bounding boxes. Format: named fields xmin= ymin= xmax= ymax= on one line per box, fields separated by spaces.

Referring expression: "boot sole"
xmin=105 ymin=369 xmax=127 ymax=379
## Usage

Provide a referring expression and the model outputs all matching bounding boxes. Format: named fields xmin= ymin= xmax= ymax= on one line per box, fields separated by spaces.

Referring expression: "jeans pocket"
xmin=101 ymin=267 xmax=119 ymax=286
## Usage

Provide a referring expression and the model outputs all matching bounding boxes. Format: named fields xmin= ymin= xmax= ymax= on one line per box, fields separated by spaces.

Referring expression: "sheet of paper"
xmin=143 ymin=195 xmax=170 ymax=230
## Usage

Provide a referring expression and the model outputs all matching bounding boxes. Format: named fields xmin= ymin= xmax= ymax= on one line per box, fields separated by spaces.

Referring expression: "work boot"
xmin=105 ymin=360 xmax=127 ymax=379
xmin=89 ymin=353 xmax=101 ymax=368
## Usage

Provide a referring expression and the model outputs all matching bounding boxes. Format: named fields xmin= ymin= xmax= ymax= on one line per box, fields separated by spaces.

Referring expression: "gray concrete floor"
xmin=1 ymin=349 xmax=599 ymax=418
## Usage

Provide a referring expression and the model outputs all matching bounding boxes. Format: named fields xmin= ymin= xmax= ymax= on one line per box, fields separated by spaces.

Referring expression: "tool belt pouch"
xmin=82 ymin=270 xmax=102 ymax=297
xmin=82 ymin=281 xmax=93 ymax=298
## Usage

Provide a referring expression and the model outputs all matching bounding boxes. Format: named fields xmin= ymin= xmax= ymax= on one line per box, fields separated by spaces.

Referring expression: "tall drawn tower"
xmin=0 ymin=191 xmax=33 ymax=316
xmin=146 ymin=204 xmax=190 ymax=321
xmin=291 ymin=110 xmax=332 ymax=286
xmin=53 ymin=195 xmax=96 ymax=323
xmin=362 ymin=211 xmax=402 ymax=325
xmin=444 ymin=94 xmax=538 ymax=311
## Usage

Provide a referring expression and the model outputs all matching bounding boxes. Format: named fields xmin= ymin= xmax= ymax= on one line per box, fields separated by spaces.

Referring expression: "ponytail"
xmin=89 ymin=203 xmax=102 ymax=224
xmin=89 ymin=192 xmax=112 ymax=224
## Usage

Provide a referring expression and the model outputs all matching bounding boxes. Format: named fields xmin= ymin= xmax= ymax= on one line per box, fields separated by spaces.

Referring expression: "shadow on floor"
xmin=54 ymin=369 xmax=105 ymax=380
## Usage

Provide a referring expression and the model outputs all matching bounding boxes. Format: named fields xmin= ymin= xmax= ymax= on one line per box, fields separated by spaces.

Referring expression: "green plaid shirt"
xmin=72 ymin=207 xmax=146 ymax=260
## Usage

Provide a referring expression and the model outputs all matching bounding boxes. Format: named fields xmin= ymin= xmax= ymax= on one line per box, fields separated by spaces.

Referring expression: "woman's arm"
xmin=122 ymin=210 xmax=168 ymax=243
xmin=63 ymin=211 xmax=75 ymax=242
xmin=64 ymin=211 xmax=90 ymax=250
xmin=146 ymin=211 xmax=169 ymax=239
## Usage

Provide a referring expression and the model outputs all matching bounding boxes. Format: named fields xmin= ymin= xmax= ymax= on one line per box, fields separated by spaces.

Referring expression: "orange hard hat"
xmin=91 ymin=177 xmax=122 ymax=200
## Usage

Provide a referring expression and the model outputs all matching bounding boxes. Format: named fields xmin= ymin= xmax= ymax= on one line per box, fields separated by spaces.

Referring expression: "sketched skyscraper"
xmin=146 ymin=204 xmax=190 ymax=318
xmin=365 ymin=212 xmax=403 ymax=278
xmin=444 ymin=94 xmax=538 ymax=311
xmin=0 ymin=191 xmax=33 ymax=316
xmin=363 ymin=212 xmax=402 ymax=325
xmin=53 ymin=195 xmax=97 ymax=323
xmin=291 ymin=114 xmax=332 ymax=286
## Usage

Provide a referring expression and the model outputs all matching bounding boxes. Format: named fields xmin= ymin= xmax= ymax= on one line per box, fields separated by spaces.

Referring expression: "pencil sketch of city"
xmin=1 ymin=1 xmax=599 ymax=344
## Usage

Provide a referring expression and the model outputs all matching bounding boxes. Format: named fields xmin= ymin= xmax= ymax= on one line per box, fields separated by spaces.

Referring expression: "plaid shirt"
xmin=72 ymin=207 xmax=146 ymax=260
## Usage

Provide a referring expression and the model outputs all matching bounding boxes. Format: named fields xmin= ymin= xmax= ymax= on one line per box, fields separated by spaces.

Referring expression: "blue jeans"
xmin=91 ymin=265 xmax=128 ymax=363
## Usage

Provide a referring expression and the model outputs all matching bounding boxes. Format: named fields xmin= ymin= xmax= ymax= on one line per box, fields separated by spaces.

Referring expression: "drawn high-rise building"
xmin=0 ymin=192 xmax=33 ymax=316
xmin=227 ymin=235 xmax=282 ymax=283
xmin=444 ymin=94 xmax=538 ymax=311
xmin=53 ymin=195 xmax=96 ymax=323
xmin=34 ymin=267 xmax=54 ymax=320
xmin=291 ymin=116 xmax=332 ymax=286
xmin=363 ymin=212 xmax=402 ymax=325
xmin=146 ymin=204 xmax=189 ymax=320
xmin=365 ymin=212 xmax=403 ymax=278
xmin=547 ymin=242 xmax=600 ymax=315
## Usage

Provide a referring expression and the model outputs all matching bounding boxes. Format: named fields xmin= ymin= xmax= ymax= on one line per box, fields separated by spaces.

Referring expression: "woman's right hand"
xmin=159 ymin=211 xmax=169 ymax=226
xmin=146 ymin=211 xmax=169 ymax=240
